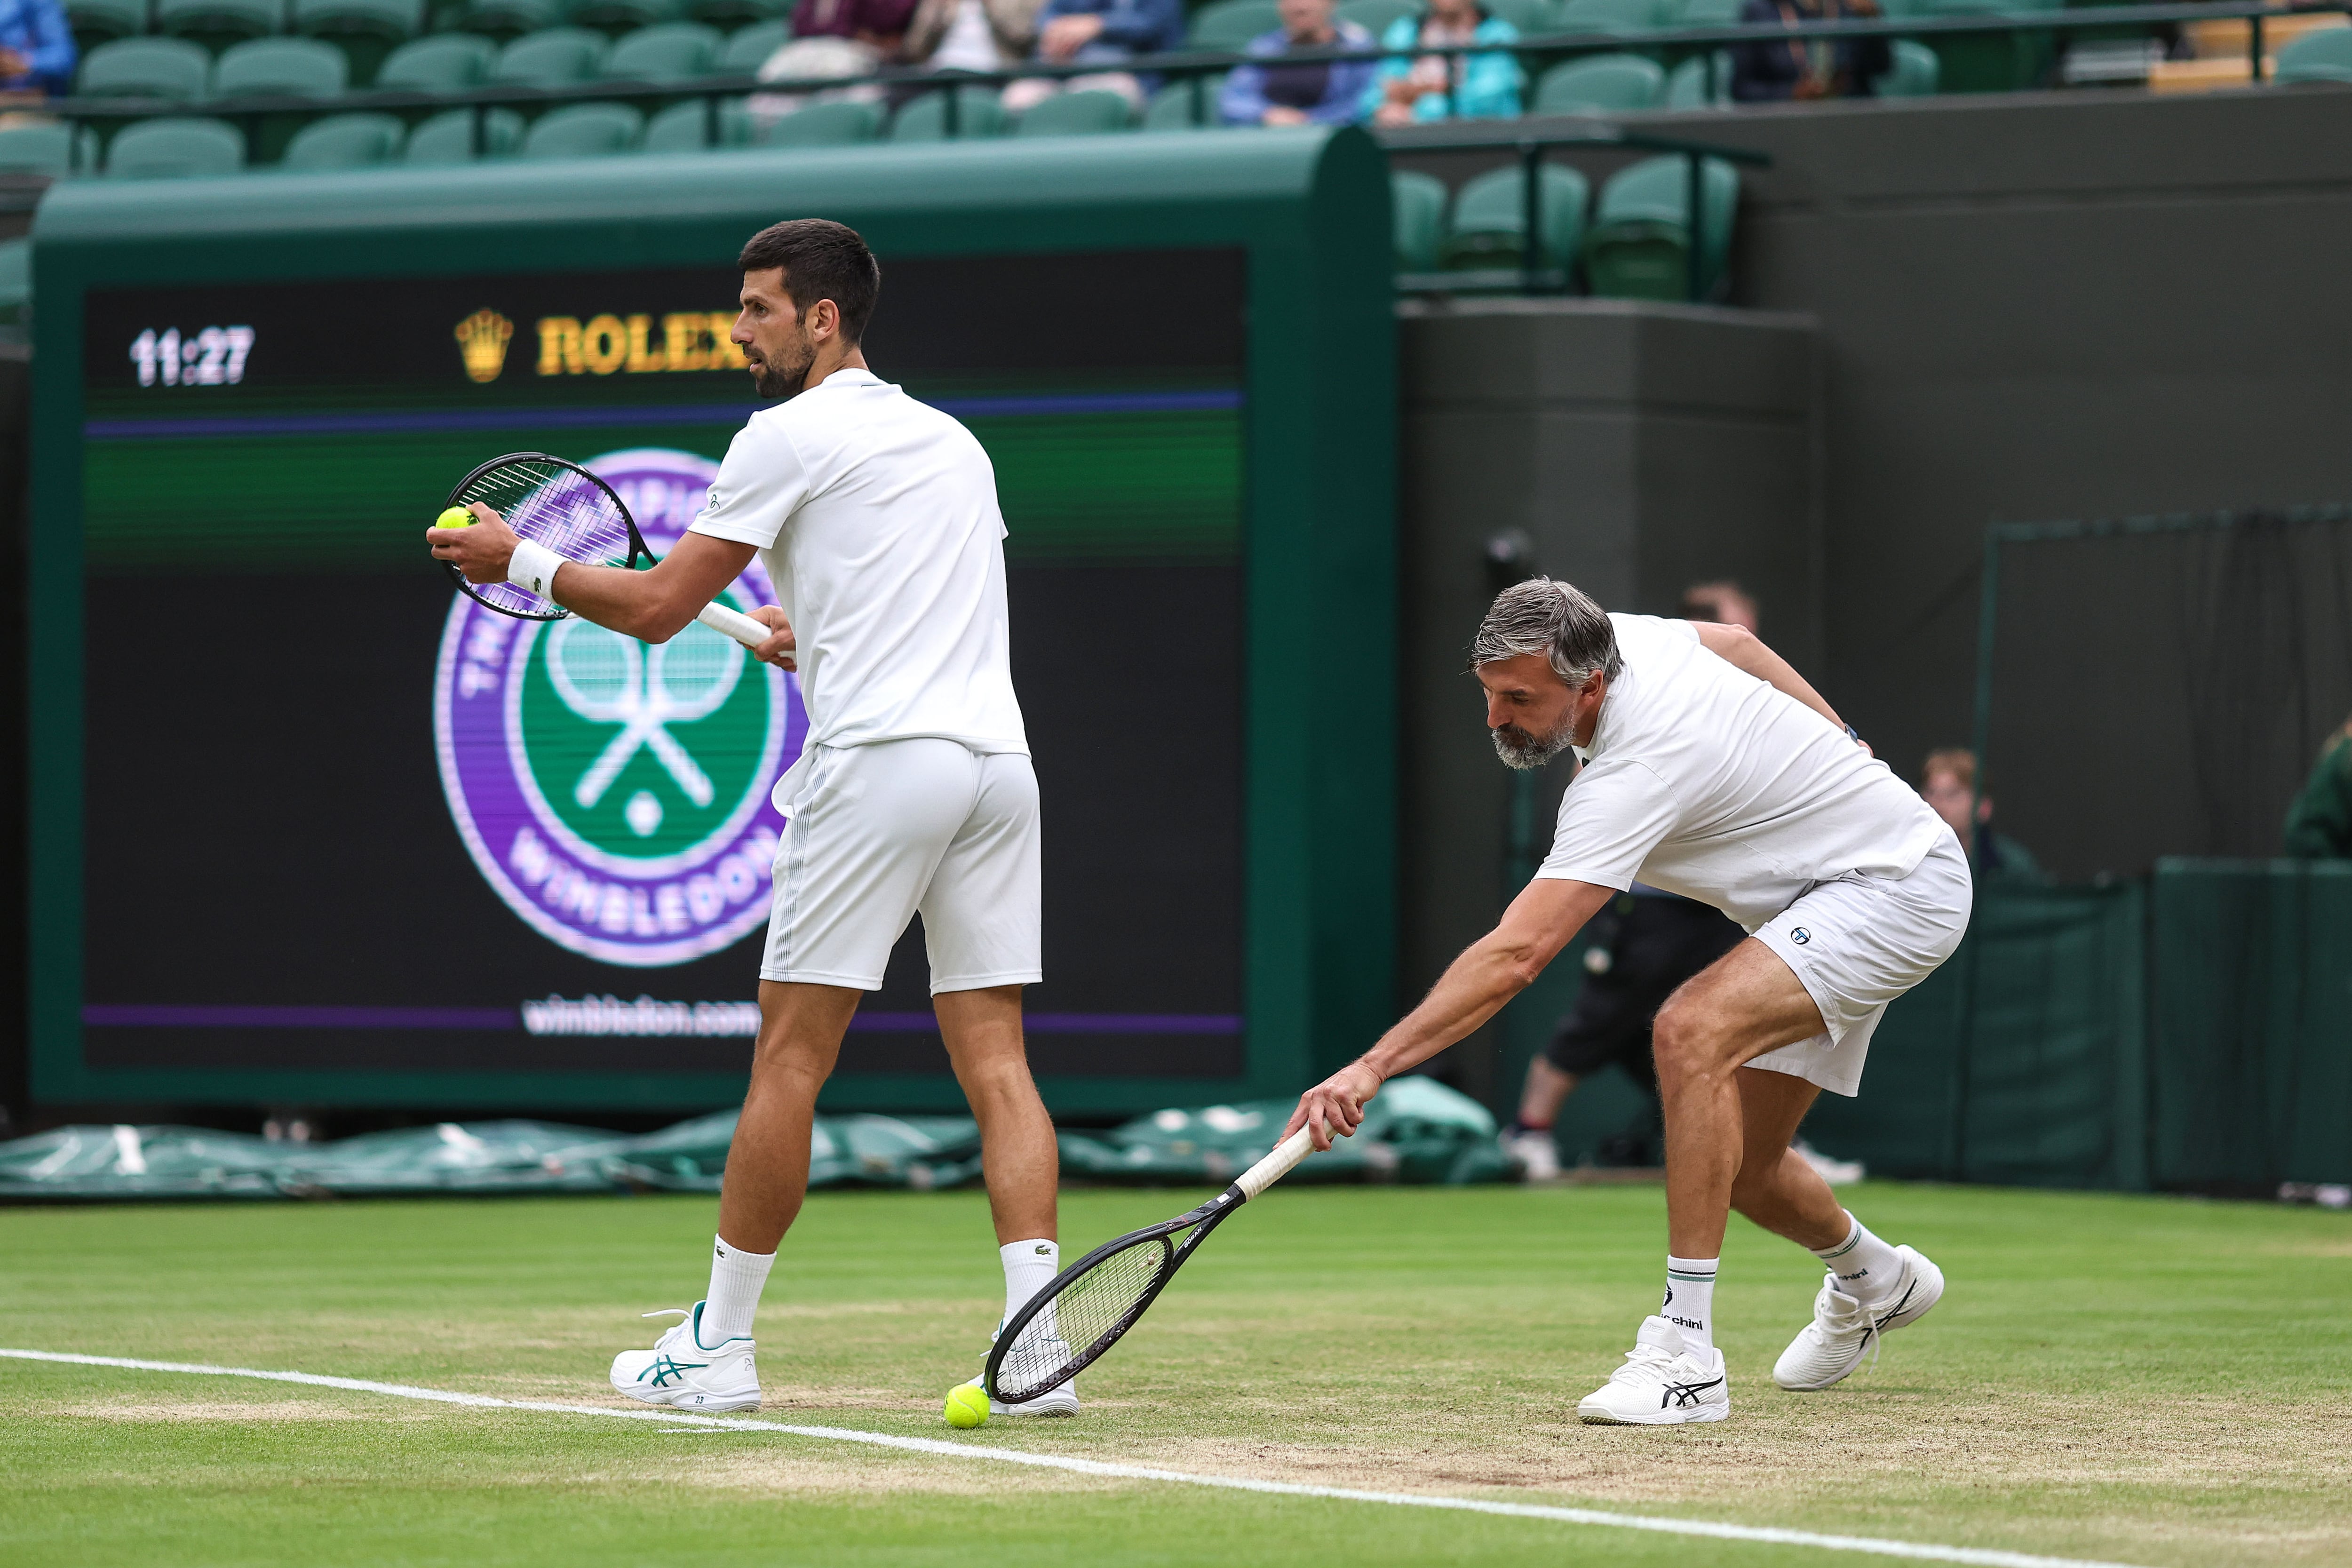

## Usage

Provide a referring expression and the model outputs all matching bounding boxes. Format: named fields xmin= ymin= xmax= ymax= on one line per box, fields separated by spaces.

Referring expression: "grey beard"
xmin=1491 ymin=720 xmax=1576 ymax=771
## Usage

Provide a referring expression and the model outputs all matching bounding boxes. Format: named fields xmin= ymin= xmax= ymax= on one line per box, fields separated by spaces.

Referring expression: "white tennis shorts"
xmin=1745 ymin=831 xmax=1972 ymax=1097
xmin=762 ymin=738 xmax=1043 ymax=994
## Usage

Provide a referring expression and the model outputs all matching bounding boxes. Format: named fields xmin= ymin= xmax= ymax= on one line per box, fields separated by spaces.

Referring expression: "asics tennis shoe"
xmin=1576 ymin=1316 xmax=1730 ymax=1425
xmin=1773 ymin=1244 xmax=1945 ymax=1391
xmin=609 ymin=1303 xmax=761 ymax=1413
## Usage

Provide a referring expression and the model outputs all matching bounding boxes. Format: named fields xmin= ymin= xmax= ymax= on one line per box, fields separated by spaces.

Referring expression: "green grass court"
xmin=4 ymin=1181 xmax=2346 ymax=1568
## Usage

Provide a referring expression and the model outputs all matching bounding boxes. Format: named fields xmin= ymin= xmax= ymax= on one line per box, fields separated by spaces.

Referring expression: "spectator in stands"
xmin=2283 ymin=718 xmax=2352 ymax=858
xmin=999 ymin=0 xmax=1184 ymax=114
xmin=900 ymin=0 xmax=1047 ymax=78
xmin=0 ymin=0 xmax=73 ymax=99
xmin=1920 ymin=747 xmax=2044 ymax=882
xmin=1218 ymin=0 xmax=1375 ymax=127
xmin=1730 ymin=0 xmax=1889 ymax=103
xmin=1364 ymin=0 xmax=1522 ymax=127
xmin=750 ymin=0 xmax=916 ymax=124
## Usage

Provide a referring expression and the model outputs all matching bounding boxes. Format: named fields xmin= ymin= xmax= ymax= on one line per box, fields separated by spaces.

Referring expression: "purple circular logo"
xmin=434 ymin=447 xmax=806 ymax=966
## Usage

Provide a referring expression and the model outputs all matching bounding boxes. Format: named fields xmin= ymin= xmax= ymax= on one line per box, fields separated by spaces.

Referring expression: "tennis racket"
xmin=440 ymin=451 xmax=777 ymax=652
xmin=984 ymin=1127 xmax=1318 ymax=1405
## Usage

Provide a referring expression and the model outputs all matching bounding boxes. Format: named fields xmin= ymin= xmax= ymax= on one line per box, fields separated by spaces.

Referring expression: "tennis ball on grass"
xmin=435 ymin=506 xmax=474 ymax=529
xmin=942 ymin=1383 xmax=990 ymax=1429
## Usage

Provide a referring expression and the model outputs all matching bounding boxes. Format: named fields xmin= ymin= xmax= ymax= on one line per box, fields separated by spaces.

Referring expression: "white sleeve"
xmin=688 ymin=419 xmax=808 ymax=550
xmin=1534 ymin=759 xmax=1681 ymax=891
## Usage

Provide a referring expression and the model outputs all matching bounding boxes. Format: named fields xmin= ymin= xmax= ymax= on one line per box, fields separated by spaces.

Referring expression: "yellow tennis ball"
xmin=435 ymin=506 xmax=475 ymax=529
xmin=942 ymin=1383 xmax=990 ymax=1430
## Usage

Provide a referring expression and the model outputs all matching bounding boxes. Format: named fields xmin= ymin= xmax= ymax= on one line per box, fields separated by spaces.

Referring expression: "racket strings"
xmin=455 ymin=458 xmax=637 ymax=618
xmin=995 ymin=1226 xmax=1191 ymax=1402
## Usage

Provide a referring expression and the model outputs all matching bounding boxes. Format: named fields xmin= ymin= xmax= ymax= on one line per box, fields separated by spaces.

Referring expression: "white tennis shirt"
xmin=1536 ymin=614 xmax=1951 ymax=930
xmin=690 ymin=367 xmax=1029 ymax=775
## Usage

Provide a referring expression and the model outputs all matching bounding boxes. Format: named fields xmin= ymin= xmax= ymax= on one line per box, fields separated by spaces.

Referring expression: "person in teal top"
xmin=1365 ymin=0 xmax=1522 ymax=125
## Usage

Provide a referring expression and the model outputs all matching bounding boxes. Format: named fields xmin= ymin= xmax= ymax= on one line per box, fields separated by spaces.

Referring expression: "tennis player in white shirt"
xmin=431 ymin=219 xmax=1074 ymax=1418
xmin=1285 ymin=578 xmax=1971 ymax=1424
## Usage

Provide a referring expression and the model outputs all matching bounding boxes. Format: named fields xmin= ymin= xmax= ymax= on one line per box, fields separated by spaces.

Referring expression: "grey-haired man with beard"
xmin=1283 ymin=579 xmax=1971 ymax=1424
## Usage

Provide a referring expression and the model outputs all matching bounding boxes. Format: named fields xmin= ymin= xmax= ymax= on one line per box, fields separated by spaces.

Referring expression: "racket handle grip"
xmin=1235 ymin=1128 xmax=1316 ymax=1201
xmin=697 ymin=600 xmax=780 ymax=653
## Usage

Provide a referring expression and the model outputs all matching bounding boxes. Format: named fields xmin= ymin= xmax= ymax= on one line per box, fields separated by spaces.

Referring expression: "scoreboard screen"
xmin=71 ymin=249 xmax=1248 ymax=1090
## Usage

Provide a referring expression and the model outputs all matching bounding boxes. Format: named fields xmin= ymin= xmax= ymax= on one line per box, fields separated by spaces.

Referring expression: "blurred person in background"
xmin=2283 ymin=718 xmax=2352 ymax=858
xmin=900 ymin=0 xmax=1046 ymax=80
xmin=1364 ymin=0 xmax=1521 ymax=127
xmin=1219 ymin=0 xmax=1375 ymax=127
xmin=999 ymin=0 xmax=1183 ymax=114
xmin=1503 ymin=583 xmax=1861 ymax=1186
xmin=0 ymin=0 xmax=73 ymax=99
xmin=1919 ymin=747 xmax=2043 ymax=883
xmin=1731 ymin=0 xmax=1888 ymax=102
xmin=749 ymin=0 xmax=914 ymax=124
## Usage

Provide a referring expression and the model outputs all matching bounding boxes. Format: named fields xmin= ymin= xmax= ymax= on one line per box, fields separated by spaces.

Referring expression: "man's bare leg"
xmin=934 ymin=983 xmax=1057 ymax=1245
xmin=715 ymin=979 xmax=864 ymax=1251
xmin=1517 ymin=1056 xmax=1581 ymax=1128
xmin=1727 ymin=1067 xmax=1850 ymax=1250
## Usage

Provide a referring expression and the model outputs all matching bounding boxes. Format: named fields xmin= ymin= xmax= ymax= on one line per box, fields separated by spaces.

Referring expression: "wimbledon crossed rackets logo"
xmin=434 ymin=448 xmax=807 ymax=966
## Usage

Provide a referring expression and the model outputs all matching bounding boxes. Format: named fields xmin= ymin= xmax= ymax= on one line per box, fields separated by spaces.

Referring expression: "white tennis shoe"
xmin=983 ymin=1328 xmax=1081 ymax=1417
xmin=609 ymin=1303 xmax=761 ymax=1413
xmin=1773 ymin=1244 xmax=1945 ymax=1391
xmin=1576 ymin=1316 xmax=1730 ymax=1425
xmin=1502 ymin=1127 xmax=1562 ymax=1182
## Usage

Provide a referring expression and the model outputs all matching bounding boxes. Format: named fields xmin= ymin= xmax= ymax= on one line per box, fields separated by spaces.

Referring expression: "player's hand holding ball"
xmin=427 ymin=501 xmax=521 ymax=585
xmin=1284 ymin=1059 xmax=1382 ymax=1151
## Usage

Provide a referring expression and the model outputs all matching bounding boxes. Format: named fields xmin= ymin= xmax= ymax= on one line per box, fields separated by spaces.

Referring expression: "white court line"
xmin=1 ymin=1347 xmax=2143 ymax=1568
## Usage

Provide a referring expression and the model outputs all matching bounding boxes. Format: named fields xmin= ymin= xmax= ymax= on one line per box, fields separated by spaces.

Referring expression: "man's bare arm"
xmin=1282 ymin=877 xmax=1614 ymax=1148
xmin=428 ymin=508 xmax=795 ymax=665
xmin=1693 ymin=621 xmax=1846 ymax=733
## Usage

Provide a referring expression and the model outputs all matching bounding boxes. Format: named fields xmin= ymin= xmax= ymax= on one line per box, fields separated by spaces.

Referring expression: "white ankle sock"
xmin=700 ymin=1235 xmax=774 ymax=1346
xmin=1663 ymin=1256 xmax=1717 ymax=1352
xmin=1812 ymin=1212 xmax=1902 ymax=1302
xmin=1002 ymin=1238 xmax=1059 ymax=1324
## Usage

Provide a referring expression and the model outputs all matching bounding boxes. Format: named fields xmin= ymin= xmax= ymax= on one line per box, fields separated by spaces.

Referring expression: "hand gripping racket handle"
xmin=1233 ymin=1128 xmax=1316 ymax=1201
xmin=696 ymin=600 xmax=781 ymax=653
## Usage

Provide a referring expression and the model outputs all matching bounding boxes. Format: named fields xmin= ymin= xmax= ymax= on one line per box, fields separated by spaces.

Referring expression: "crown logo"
xmin=454 ymin=309 xmax=515 ymax=384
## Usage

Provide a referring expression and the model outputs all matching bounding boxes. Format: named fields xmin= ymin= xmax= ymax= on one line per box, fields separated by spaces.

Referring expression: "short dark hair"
xmin=738 ymin=219 xmax=881 ymax=343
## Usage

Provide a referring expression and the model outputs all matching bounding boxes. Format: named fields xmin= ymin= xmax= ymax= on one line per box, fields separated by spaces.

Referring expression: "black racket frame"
xmin=984 ymin=1177 xmax=1255 ymax=1405
xmin=441 ymin=450 xmax=655 ymax=621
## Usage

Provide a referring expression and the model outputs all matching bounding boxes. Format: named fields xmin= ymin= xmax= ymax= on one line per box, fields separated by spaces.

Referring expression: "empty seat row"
xmin=1391 ymin=157 xmax=1740 ymax=299
xmin=66 ymin=0 xmax=790 ymax=59
xmin=1526 ymin=40 xmax=1936 ymax=111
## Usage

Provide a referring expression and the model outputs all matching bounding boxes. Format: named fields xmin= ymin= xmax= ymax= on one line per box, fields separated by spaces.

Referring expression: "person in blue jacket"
xmin=1001 ymin=0 xmax=1184 ymax=113
xmin=0 ymin=0 xmax=76 ymax=98
xmin=1219 ymin=0 xmax=1375 ymax=125
xmin=1365 ymin=0 xmax=1520 ymax=125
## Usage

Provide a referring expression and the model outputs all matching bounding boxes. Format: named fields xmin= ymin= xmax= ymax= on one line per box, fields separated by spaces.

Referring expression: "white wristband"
xmin=507 ymin=538 xmax=567 ymax=600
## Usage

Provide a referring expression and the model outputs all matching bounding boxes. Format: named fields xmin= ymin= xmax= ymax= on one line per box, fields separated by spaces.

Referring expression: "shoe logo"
xmin=644 ymin=1355 xmax=708 ymax=1387
xmin=1661 ymin=1375 xmax=1725 ymax=1409
xmin=1870 ymin=1281 xmax=1918 ymax=1332
xmin=1791 ymin=927 xmax=1812 ymax=945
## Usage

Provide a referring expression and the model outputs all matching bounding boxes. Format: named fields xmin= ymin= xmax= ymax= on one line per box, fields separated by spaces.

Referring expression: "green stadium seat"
xmin=0 ymin=122 xmax=82 ymax=175
xmin=2274 ymin=26 xmax=2352 ymax=83
xmin=1441 ymin=161 xmax=1588 ymax=271
xmin=491 ymin=26 xmax=610 ymax=84
xmin=683 ymin=0 xmax=785 ymax=25
xmin=291 ymin=0 xmax=423 ymax=84
xmin=1391 ymin=169 xmax=1446 ymax=270
xmin=757 ymin=96 xmax=879 ymax=144
xmin=1669 ymin=0 xmax=1740 ymax=22
xmin=715 ymin=16 xmax=784 ymax=69
xmin=1532 ymin=51 xmax=1662 ymax=111
xmin=1662 ymin=48 xmax=1730 ymax=106
xmin=1553 ymin=0 xmax=1658 ymax=33
xmin=520 ymin=98 xmax=644 ymax=155
xmin=1872 ymin=37 xmax=1939 ymax=94
xmin=1014 ymin=86 xmax=1133 ymax=135
xmin=887 ymin=82 xmax=1006 ymax=138
xmin=78 ymin=35 xmax=211 ymax=98
xmin=155 ymin=0 xmax=284 ymax=59
xmin=66 ymin=0 xmax=149 ymax=56
xmin=571 ymin=0 xmax=684 ymax=37
xmin=642 ymin=95 xmax=751 ymax=147
xmin=0 ymin=237 xmax=28 ymax=329
xmin=1486 ymin=0 xmax=1561 ymax=33
xmin=603 ymin=20 xmax=721 ymax=78
xmin=1141 ymin=73 xmax=1227 ymax=128
xmin=375 ymin=30 xmax=495 ymax=89
xmin=1583 ymin=152 xmax=1736 ymax=300
xmin=105 ymin=114 xmax=245 ymax=176
xmin=281 ymin=108 xmax=404 ymax=165
xmin=1337 ymin=0 xmax=1414 ymax=36
xmin=213 ymin=34 xmax=348 ymax=93
xmin=1917 ymin=0 xmax=2047 ymax=92
xmin=403 ymin=103 xmax=524 ymax=159
xmin=456 ymin=0 xmax=563 ymax=40
xmin=1186 ymin=0 xmax=1279 ymax=49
